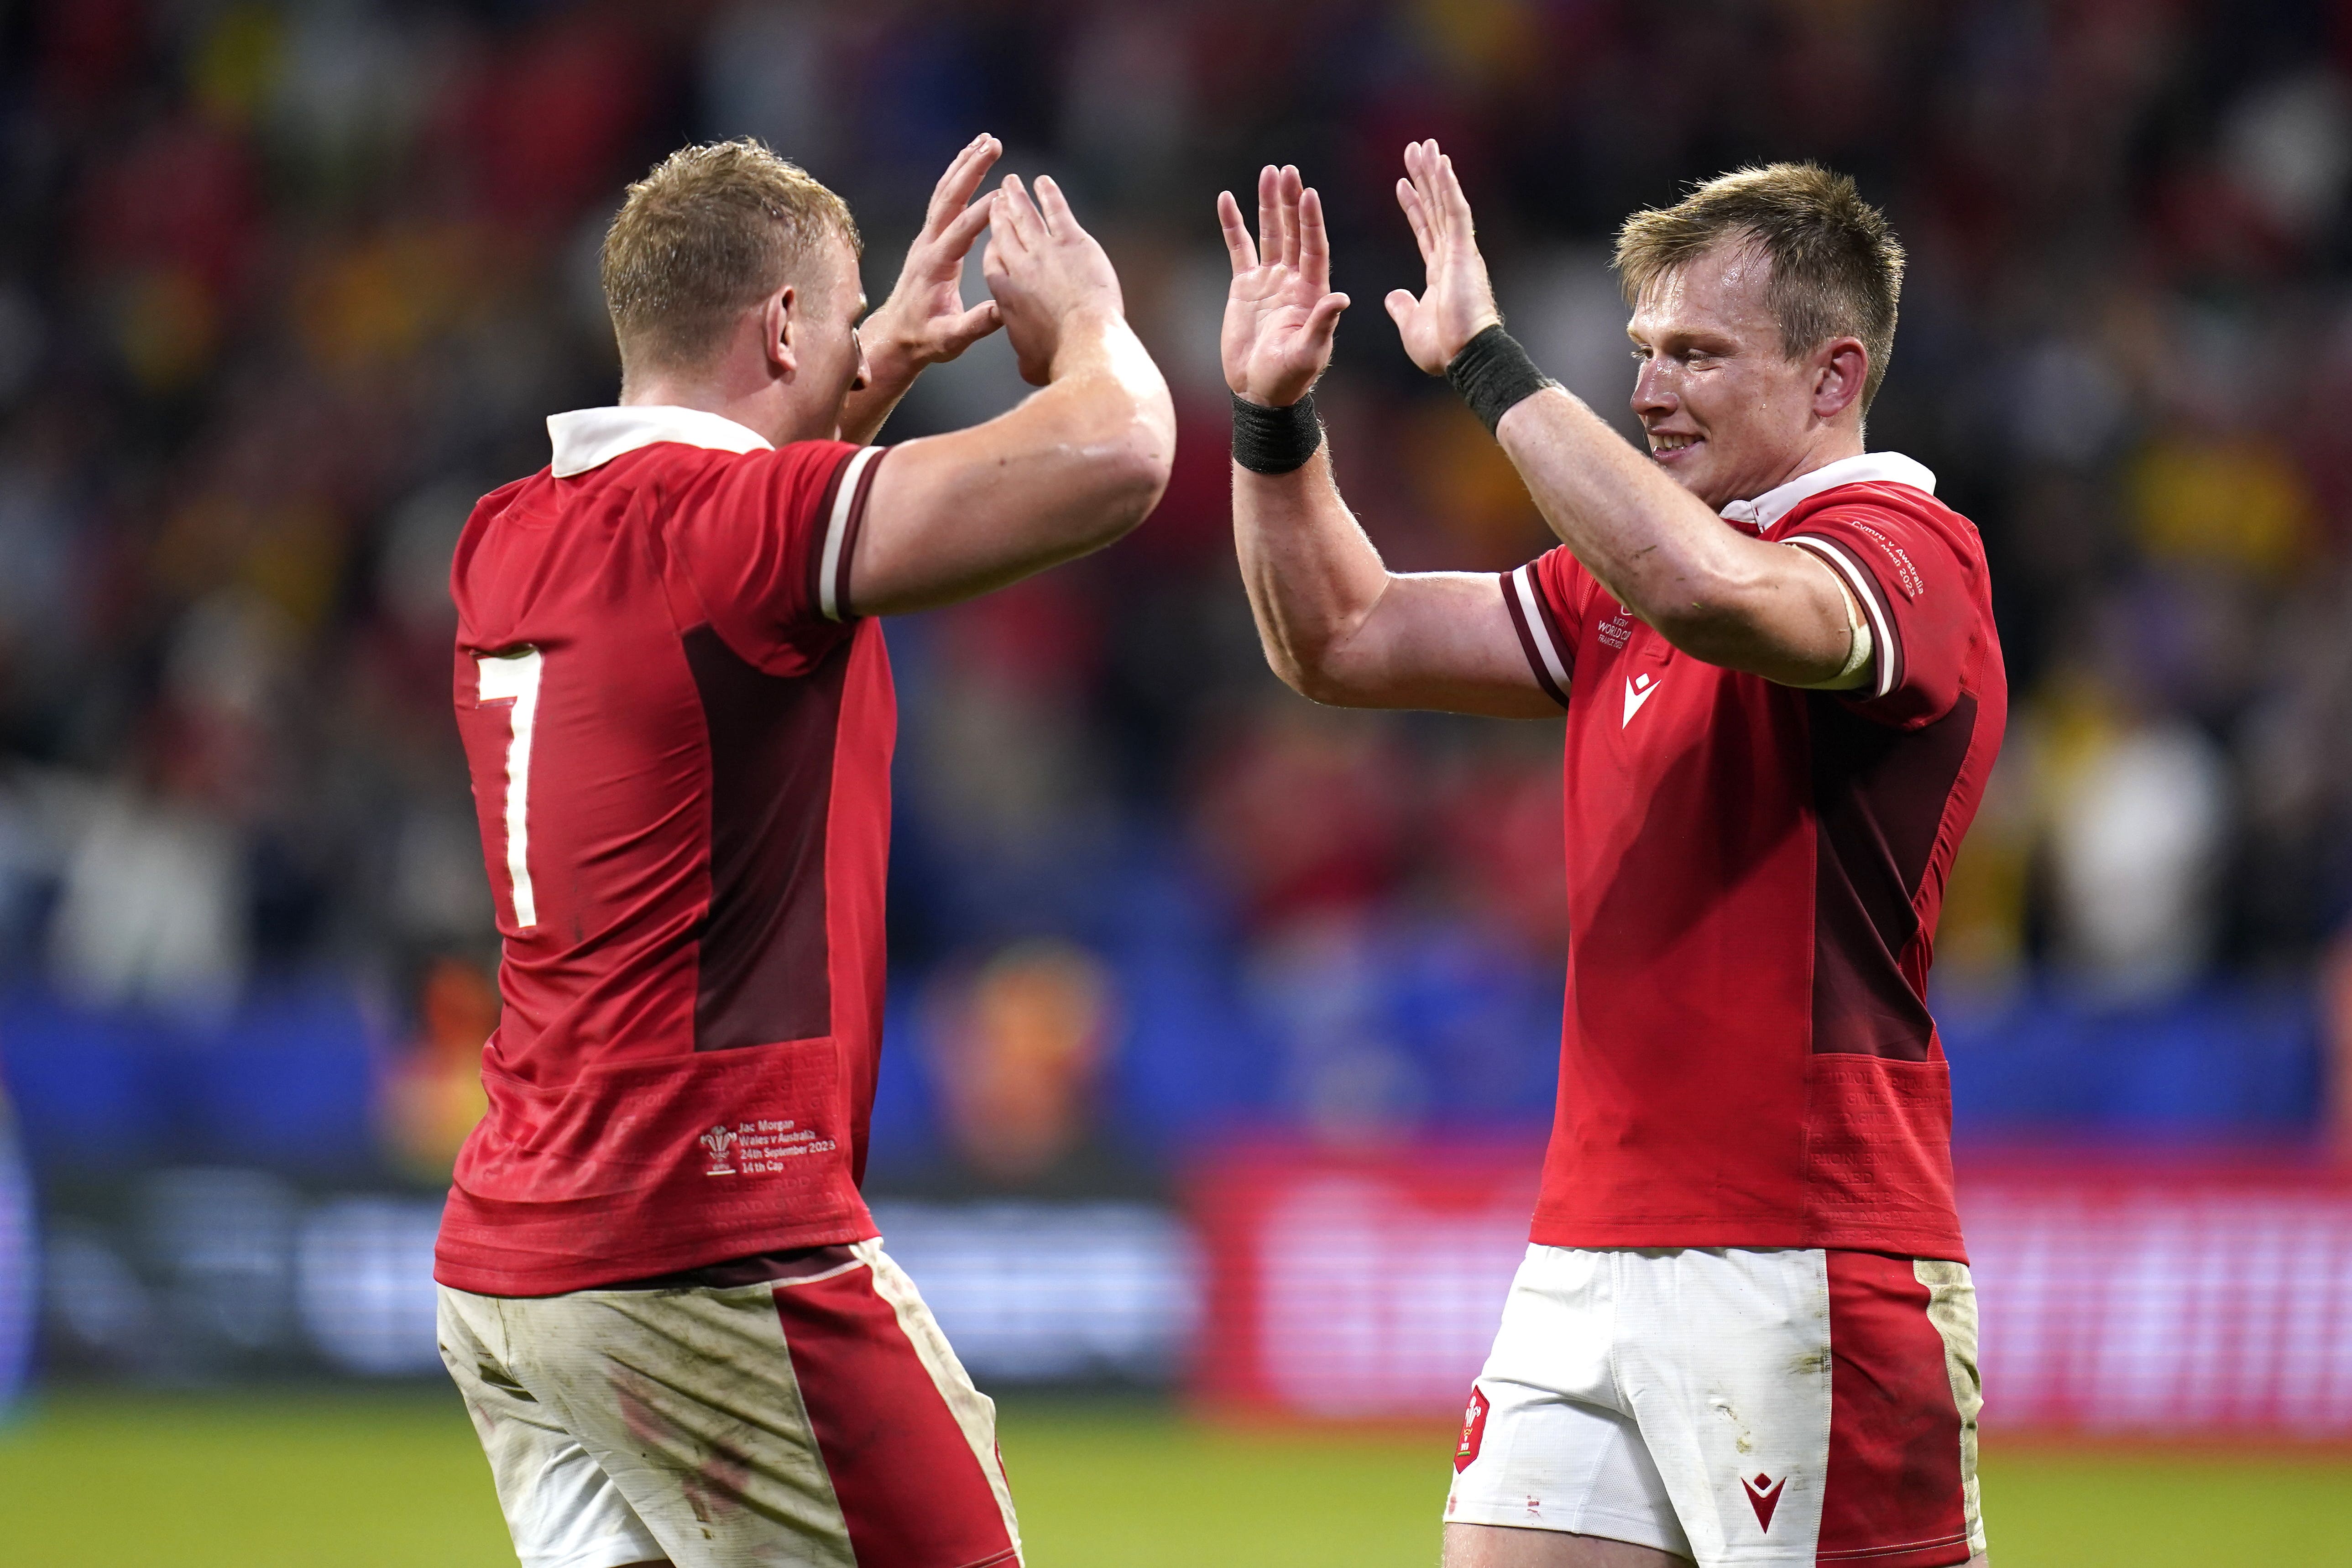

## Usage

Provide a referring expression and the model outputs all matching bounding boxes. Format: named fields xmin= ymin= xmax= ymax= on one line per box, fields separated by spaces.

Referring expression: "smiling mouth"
xmin=1648 ymin=434 xmax=1702 ymax=460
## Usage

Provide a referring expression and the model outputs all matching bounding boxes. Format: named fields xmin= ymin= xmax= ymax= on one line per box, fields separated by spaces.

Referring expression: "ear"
xmin=1813 ymin=336 xmax=1868 ymax=421
xmin=764 ymin=287 xmax=798 ymax=376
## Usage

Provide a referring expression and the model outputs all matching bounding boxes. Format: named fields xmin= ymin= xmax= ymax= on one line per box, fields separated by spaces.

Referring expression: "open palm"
xmin=1219 ymin=165 xmax=1349 ymax=409
xmin=1385 ymin=139 xmax=1501 ymax=376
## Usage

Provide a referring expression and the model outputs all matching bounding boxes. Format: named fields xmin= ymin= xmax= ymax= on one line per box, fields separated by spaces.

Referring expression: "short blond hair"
xmin=1615 ymin=163 xmax=1905 ymax=411
xmin=600 ymin=140 xmax=860 ymax=374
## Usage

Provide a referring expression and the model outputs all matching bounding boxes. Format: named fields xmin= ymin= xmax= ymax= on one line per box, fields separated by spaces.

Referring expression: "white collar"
xmin=547 ymin=406 xmax=773 ymax=478
xmin=1718 ymin=451 xmax=1937 ymax=535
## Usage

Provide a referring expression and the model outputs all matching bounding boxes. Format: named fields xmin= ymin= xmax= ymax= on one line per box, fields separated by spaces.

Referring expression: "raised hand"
xmin=858 ymin=134 xmax=1007 ymax=386
xmin=1218 ymin=165 xmax=1350 ymax=408
xmin=982 ymin=172 xmax=1126 ymax=386
xmin=1385 ymin=140 xmax=1502 ymax=375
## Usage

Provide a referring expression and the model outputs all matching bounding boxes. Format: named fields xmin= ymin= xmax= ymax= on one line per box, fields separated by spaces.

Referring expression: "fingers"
xmin=935 ymin=189 xmax=996 ymax=266
xmin=1405 ymin=139 xmax=1475 ymax=245
xmin=986 ymin=195 xmax=1026 ymax=280
xmin=1276 ymin=165 xmax=1303 ymax=270
xmin=1396 ymin=177 xmax=1435 ymax=264
xmin=1384 ymin=288 xmax=1418 ymax=329
xmin=1032 ymin=173 xmax=1084 ymax=241
xmin=1435 ymin=149 xmax=1477 ymax=238
xmin=1218 ymin=189 xmax=1258 ymax=275
xmin=949 ymin=299 xmax=1001 ymax=342
xmin=995 ymin=172 xmax=1042 ymax=252
xmin=927 ymin=133 xmax=1002 ymax=233
xmin=1404 ymin=140 xmax=1450 ymax=244
xmin=1299 ymin=184 xmax=1333 ymax=294
xmin=1304 ymin=291 xmax=1350 ymax=352
xmin=1256 ymin=164 xmax=1281 ymax=272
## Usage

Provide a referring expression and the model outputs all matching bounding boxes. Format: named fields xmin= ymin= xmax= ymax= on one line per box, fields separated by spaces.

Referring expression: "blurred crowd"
xmin=0 ymin=0 xmax=2348 ymax=1181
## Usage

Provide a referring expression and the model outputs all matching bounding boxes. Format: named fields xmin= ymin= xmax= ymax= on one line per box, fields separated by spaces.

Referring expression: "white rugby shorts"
xmin=1445 ymin=1245 xmax=1984 ymax=1567
xmin=437 ymin=1239 xmax=1020 ymax=1568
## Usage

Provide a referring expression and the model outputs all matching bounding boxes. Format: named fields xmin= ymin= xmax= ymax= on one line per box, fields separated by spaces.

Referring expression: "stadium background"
xmin=1 ymin=0 xmax=2350 ymax=1560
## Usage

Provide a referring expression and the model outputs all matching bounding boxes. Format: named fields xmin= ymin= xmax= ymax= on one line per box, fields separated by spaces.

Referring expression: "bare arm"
xmin=1223 ymin=167 xmax=1558 ymax=719
xmin=1386 ymin=141 xmax=1856 ymax=688
xmin=850 ymin=174 xmax=1175 ymax=617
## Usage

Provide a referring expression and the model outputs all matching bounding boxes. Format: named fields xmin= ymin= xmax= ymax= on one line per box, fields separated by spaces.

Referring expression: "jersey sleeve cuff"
xmin=815 ymin=445 xmax=887 ymax=623
xmin=1785 ymin=534 xmax=1903 ymax=702
xmin=1500 ymin=563 xmax=1572 ymax=709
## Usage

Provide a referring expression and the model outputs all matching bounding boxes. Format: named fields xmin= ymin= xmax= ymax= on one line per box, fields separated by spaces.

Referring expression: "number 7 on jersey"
xmin=475 ymin=648 xmax=544 ymax=929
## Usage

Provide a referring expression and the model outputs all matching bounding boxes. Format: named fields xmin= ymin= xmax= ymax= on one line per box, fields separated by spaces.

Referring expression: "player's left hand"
xmin=1385 ymin=139 xmax=1503 ymax=376
xmin=858 ymin=133 xmax=1006 ymax=388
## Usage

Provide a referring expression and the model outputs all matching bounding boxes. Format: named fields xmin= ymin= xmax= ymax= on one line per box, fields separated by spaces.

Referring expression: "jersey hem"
xmin=433 ymin=1216 xmax=882 ymax=1298
xmin=1526 ymin=1214 xmax=1967 ymax=1265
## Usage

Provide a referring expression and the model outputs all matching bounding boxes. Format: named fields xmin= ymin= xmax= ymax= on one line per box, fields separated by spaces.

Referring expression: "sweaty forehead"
xmin=1629 ymin=239 xmax=1776 ymax=340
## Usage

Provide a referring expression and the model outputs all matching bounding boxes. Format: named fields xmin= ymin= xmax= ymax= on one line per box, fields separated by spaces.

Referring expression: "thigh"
xmin=438 ymin=1286 xmax=666 ymax=1568
xmin=501 ymin=1244 xmax=1019 ymax=1568
xmin=1611 ymin=1249 xmax=1984 ymax=1568
xmin=1817 ymin=1254 xmax=1985 ymax=1568
xmin=1444 ymin=1522 xmax=1690 ymax=1567
xmin=1444 ymin=1247 xmax=1691 ymax=1560
xmin=1610 ymin=1248 xmax=1834 ymax=1567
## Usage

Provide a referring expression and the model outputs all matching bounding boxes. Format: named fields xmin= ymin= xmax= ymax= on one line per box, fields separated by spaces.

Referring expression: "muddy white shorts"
xmin=1445 ymin=1245 xmax=1984 ymax=1567
xmin=437 ymin=1239 xmax=1020 ymax=1568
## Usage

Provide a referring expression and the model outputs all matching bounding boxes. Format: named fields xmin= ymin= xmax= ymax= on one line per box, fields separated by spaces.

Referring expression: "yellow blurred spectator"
xmin=2127 ymin=428 xmax=2316 ymax=580
xmin=1404 ymin=400 xmax=1553 ymax=570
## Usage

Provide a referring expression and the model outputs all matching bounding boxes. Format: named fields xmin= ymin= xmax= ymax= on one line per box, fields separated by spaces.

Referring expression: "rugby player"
xmin=1219 ymin=148 xmax=2001 ymax=1568
xmin=435 ymin=135 xmax=1172 ymax=1568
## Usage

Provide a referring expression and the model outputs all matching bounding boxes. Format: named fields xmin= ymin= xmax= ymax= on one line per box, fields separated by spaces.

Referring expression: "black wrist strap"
xmin=1232 ymin=393 xmax=1323 ymax=475
xmin=1447 ymin=325 xmax=1554 ymax=435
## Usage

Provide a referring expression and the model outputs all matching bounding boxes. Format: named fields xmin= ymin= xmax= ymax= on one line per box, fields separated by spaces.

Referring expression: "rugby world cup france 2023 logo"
xmin=700 ymin=1124 xmax=738 ymax=1176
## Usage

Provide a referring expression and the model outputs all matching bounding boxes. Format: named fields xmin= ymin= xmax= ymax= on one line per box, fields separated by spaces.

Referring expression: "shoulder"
xmin=1785 ymin=483 xmax=1986 ymax=591
xmin=1522 ymin=542 xmax=1600 ymax=610
xmin=660 ymin=438 xmax=867 ymax=515
xmin=1790 ymin=481 xmax=1981 ymax=549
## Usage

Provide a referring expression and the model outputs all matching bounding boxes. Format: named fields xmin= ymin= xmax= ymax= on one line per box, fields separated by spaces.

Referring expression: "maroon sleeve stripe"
xmin=1788 ymin=534 xmax=1903 ymax=700
xmin=816 ymin=446 xmax=884 ymax=622
xmin=1500 ymin=566 xmax=1570 ymax=708
xmin=828 ymin=446 xmax=889 ymax=623
xmin=805 ymin=449 xmax=855 ymax=621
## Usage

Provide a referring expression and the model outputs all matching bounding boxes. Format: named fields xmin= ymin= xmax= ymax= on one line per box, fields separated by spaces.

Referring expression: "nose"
xmin=850 ymin=326 xmax=871 ymax=393
xmin=1631 ymin=357 xmax=1676 ymax=420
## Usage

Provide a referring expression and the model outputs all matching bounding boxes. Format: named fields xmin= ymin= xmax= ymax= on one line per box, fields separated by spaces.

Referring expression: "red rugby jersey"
xmin=1500 ymin=454 xmax=2005 ymax=1261
xmin=435 ymin=406 xmax=894 ymax=1296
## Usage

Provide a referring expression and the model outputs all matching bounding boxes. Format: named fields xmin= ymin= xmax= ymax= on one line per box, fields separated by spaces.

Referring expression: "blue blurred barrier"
xmin=0 ymin=970 xmax=2329 ymax=1182
xmin=1940 ymin=978 xmax=2324 ymax=1135
xmin=0 ymin=1093 xmax=31 ymax=1411
xmin=0 ymin=985 xmax=380 ymax=1176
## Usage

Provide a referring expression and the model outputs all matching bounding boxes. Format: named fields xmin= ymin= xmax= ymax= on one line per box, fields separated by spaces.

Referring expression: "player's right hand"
xmin=1218 ymin=165 xmax=1349 ymax=409
xmin=982 ymin=172 xmax=1126 ymax=386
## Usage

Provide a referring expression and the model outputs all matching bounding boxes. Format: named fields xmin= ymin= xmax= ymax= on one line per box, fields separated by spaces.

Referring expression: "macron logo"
xmin=1743 ymin=1473 xmax=1785 ymax=1531
xmin=1622 ymin=671 xmax=1661 ymax=727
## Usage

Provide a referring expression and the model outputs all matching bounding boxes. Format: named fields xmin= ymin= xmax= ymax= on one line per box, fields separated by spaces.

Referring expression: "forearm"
xmin=1232 ymin=448 xmax=1392 ymax=702
xmin=838 ymin=372 xmax=910 ymax=445
xmin=848 ymin=315 xmax=1172 ymax=617
xmin=1495 ymin=390 xmax=1853 ymax=679
xmin=1020 ymin=313 xmax=1175 ymax=543
xmin=1234 ymin=454 xmax=1560 ymax=716
xmin=1494 ymin=389 xmax=1740 ymax=622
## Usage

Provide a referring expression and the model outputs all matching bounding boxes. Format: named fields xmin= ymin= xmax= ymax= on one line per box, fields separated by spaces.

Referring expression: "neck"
xmin=619 ymin=377 xmax=777 ymax=444
xmin=1753 ymin=421 xmax=1867 ymax=497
